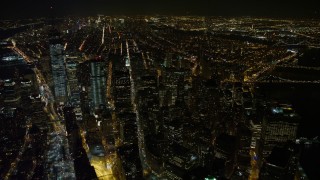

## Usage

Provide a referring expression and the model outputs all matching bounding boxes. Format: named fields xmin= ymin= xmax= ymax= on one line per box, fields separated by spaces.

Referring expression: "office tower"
xmin=49 ymin=30 xmax=68 ymax=105
xmin=158 ymin=84 xmax=167 ymax=107
xmin=100 ymin=109 xmax=115 ymax=146
xmin=213 ymin=133 xmax=237 ymax=178
xmin=76 ymin=61 xmax=91 ymax=114
xmin=214 ymin=133 xmax=237 ymax=160
xmin=113 ymin=69 xmax=132 ymax=113
xmin=63 ymin=107 xmax=98 ymax=179
xmin=236 ymin=124 xmax=253 ymax=177
xmin=0 ymin=44 xmax=24 ymax=66
xmin=118 ymin=112 xmax=137 ymax=145
xmin=66 ymin=59 xmax=80 ymax=106
xmin=164 ymin=52 xmax=172 ymax=68
xmin=20 ymin=68 xmax=38 ymax=96
xmin=259 ymin=146 xmax=296 ymax=180
xmin=26 ymin=93 xmax=46 ymax=125
xmin=0 ymin=44 xmax=34 ymax=106
xmin=260 ymin=103 xmax=300 ymax=157
xmin=136 ymin=73 xmax=159 ymax=134
xmin=161 ymin=68 xmax=186 ymax=106
xmin=297 ymin=137 xmax=320 ymax=180
xmin=2 ymin=79 xmax=21 ymax=106
xmin=250 ymin=118 xmax=262 ymax=150
xmin=89 ymin=59 xmax=107 ymax=111
xmin=117 ymin=144 xmax=143 ymax=179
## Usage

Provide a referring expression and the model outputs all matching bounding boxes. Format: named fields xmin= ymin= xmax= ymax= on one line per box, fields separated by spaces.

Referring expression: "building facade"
xmin=49 ymin=32 xmax=68 ymax=105
xmin=89 ymin=60 xmax=107 ymax=111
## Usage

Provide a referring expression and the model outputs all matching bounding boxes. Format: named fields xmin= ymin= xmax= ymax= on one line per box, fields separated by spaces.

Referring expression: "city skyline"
xmin=1 ymin=2 xmax=320 ymax=179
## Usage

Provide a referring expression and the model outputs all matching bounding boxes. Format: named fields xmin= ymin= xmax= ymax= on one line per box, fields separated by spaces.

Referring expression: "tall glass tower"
xmin=89 ymin=59 xmax=107 ymax=111
xmin=49 ymin=30 xmax=67 ymax=105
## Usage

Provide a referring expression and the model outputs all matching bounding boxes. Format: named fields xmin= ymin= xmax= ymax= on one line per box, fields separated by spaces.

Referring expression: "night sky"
xmin=1 ymin=0 xmax=320 ymax=19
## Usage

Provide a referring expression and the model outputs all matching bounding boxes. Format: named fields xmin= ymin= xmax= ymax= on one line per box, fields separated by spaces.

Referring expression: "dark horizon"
xmin=1 ymin=0 xmax=320 ymax=20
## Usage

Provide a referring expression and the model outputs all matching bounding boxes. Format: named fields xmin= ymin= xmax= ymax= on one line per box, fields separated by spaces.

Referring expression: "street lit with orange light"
xmin=90 ymin=156 xmax=115 ymax=180
xmin=12 ymin=42 xmax=75 ymax=179
xmin=248 ymin=149 xmax=259 ymax=180
xmin=80 ymin=127 xmax=119 ymax=180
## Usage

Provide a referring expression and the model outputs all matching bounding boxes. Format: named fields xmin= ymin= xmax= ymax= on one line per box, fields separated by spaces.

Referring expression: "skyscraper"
xmin=89 ymin=59 xmax=107 ymax=111
xmin=49 ymin=30 xmax=67 ymax=105
xmin=260 ymin=103 xmax=300 ymax=157
xmin=66 ymin=59 xmax=80 ymax=106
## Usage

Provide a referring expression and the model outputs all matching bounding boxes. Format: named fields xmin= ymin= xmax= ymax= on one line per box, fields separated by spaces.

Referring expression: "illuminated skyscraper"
xmin=49 ymin=30 xmax=67 ymax=104
xmin=66 ymin=59 xmax=80 ymax=106
xmin=89 ymin=59 xmax=106 ymax=111
xmin=260 ymin=103 xmax=300 ymax=157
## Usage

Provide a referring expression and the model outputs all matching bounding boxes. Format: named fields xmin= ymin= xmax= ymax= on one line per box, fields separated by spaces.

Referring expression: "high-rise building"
xmin=49 ymin=30 xmax=68 ymax=105
xmin=259 ymin=146 xmax=296 ymax=180
xmin=66 ymin=58 xmax=80 ymax=106
xmin=118 ymin=112 xmax=137 ymax=145
xmin=2 ymin=79 xmax=21 ymax=106
xmin=100 ymin=109 xmax=115 ymax=146
xmin=236 ymin=124 xmax=253 ymax=177
xmin=117 ymin=144 xmax=143 ymax=179
xmin=89 ymin=59 xmax=107 ymax=111
xmin=164 ymin=52 xmax=172 ymax=68
xmin=113 ymin=70 xmax=132 ymax=113
xmin=260 ymin=103 xmax=300 ymax=157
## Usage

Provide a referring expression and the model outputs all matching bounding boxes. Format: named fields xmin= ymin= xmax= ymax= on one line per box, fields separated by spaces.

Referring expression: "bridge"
xmin=243 ymin=52 xmax=297 ymax=83
xmin=224 ymin=74 xmax=320 ymax=85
